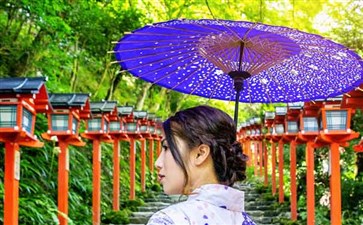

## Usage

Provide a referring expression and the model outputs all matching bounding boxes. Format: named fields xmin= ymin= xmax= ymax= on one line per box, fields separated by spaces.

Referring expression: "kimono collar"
xmin=187 ymin=184 xmax=245 ymax=212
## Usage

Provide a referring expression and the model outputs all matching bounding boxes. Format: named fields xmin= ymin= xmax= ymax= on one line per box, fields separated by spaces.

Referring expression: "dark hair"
xmin=162 ymin=105 xmax=247 ymax=187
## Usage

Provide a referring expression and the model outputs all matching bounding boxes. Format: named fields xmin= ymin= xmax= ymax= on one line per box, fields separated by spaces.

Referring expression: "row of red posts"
xmin=238 ymin=86 xmax=363 ymax=225
xmin=0 ymin=77 xmax=162 ymax=225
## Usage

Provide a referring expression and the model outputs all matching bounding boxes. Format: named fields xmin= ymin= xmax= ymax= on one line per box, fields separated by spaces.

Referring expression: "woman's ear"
xmin=193 ymin=144 xmax=211 ymax=166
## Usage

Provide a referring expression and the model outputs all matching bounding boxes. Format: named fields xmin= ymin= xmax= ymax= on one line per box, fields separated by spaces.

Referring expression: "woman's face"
xmin=155 ymin=135 xmax=188 ymax=195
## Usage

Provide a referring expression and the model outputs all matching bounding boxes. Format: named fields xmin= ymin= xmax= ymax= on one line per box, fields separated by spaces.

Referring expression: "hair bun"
xmin=224 ymin=141 xmax=248 ymax=185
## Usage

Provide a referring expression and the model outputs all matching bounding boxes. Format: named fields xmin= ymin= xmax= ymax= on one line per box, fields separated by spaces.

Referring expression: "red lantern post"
xmin=317 ymin=97 xmax=359 ymax=225
xmin=109 ymin=106 xmax=129 ymax=211
xmin=118 ymin=106 xmax=142 ymax=200
xmin=264 ymin=111 xmax=275 ymax=187
xmin=297 ymin=101 xmax=324 ymax=225
xmin=0 ymin=77 xmax=50 ymax=225
xmin=282 ymin=102 xmax=303 ymax=221
xmin=81 ymin=101 xmax=116 ymax=225
xmin=41 ymin=93 xmax=91 ymax=225
xmin=134 ymin=111 xmax=150 ymax=193
xmin=272 ymin=106 xmax=287 ymax=204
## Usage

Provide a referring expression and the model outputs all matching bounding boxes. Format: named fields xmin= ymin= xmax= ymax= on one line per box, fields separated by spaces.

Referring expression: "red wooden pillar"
xmin=271 ymin=141 xmax=276 ymax=196
xmin=264 ymin=141 xmax=268 ymax=186
xmin=290 ymin=140 xmax=297 ymax=221
xmin=148 ymin=139 xmax=154 ymax=172
xmin=254 ymin=142 xmax=258 ymax=176
xmin=93 ymin=139 xmax=101 ymax=225
xmin=156 ymin=139 xmax=161 ymax=157
xmin=4 ymin=142 xmax=20 ymax=225
xmin=129 ymin=138 xmax=136 ymax=200
xmin=278 ymin=140 xmax=284 ymax=203
xmin=140 ymin=139 xmax=146 ymax=192
xmin=259 ymin=141 xmax=263 ymax=176
xmin=306 ymin=141 xmax=315 ymax=225
xmin=113 ymin=140 xmax=120 ymax=210
xmin=330 ymin=143 xmax=341 ymax=225
xmin=58 ymin=141 xmax=69 ymax=224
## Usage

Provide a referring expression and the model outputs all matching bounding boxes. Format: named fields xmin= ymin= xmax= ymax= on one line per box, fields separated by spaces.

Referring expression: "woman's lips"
xmin=158 ymin=174 xmax=165 ymax=182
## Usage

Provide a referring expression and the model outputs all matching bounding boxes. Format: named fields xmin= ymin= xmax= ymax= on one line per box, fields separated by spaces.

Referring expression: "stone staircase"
xmin=126 ymin=182 xmax=291 ymax=225
xmin=235 ymin=182 xmax=291 ymax=225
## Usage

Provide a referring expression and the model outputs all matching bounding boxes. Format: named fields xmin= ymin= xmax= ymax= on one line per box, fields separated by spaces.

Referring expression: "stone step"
xmin=144 ymin=201 xmax=170 ymax=207
xmin=129 ymin=211 xmax=154 ymax=224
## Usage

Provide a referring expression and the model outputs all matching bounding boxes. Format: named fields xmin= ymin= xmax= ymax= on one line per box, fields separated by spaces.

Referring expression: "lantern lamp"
xmin=46 ymin=93 xmax=90 ymax=135
xmin=0 ymin=77 xmax=50 ymax=146
xmin=87 ymin=101 xmax=117 ymax=134
xmin=265 ymin=111 xmax=275 ymax=120
xmin=134 ymin=111 xmax=148 ymax=133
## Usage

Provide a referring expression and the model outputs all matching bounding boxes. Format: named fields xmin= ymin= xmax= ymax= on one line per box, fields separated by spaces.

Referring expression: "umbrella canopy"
xmin=113 ymin=19 xmax=363 ymax=123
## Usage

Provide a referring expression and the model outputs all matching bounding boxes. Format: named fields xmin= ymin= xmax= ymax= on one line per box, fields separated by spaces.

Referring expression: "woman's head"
xmin=155 ymin=105 xmax=247 ymax=195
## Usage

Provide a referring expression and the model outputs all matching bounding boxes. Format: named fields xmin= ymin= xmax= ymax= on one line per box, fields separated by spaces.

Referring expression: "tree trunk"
xmin=150 ymin=88 xmax=167 ymax=113
xmin=105 ymin=70 xmax=124 ymax=100
xmin=94 ymin=57 xmax=110 ymax=98
xmin=70 ymin=38 xmax=79 ymax=92
xmin=136 ymin=82 xmax=152 ymax=110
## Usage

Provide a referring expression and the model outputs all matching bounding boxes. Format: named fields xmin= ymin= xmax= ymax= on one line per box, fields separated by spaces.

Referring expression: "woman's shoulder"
xmin=147 ymin=201 xmax=192 ymax=225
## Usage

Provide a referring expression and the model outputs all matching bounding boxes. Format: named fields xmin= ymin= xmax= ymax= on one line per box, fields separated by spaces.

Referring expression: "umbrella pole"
xmin=234 ymin=90 xmax=240 ymax=125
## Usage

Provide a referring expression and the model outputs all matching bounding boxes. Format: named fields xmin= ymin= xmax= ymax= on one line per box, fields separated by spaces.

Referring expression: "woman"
xmin=147 ymin=105 xmax=256 ymax=225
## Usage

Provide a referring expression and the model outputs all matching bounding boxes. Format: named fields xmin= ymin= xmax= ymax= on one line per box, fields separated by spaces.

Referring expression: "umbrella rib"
xmin=187 ymin=65 xmax=216 ymax=96
xmin=112 ymin=42 xmax=198 ymax=54
xmin=116 ymin=38 xmax=198 ymax=44
xmin=241 ymin=22 xmax=259 ymax=41
xmin=169 ymin=65 xmax=203 ymax=90
xmin=259 ymin=76 xmax=273 ymax=103
xmin=116 ymin=46 xmax=197 ymax=63
xmin=119 ymin=53 xmax=197 ymax=77
xmin=207 ymin=70 xmax=227 ymax=101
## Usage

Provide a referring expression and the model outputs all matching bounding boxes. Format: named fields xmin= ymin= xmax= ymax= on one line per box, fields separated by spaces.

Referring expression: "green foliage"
xmin=101 ymin=209 xmax=131 ymax=224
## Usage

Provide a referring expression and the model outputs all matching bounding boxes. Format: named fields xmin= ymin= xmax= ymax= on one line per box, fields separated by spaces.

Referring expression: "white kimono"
xmin=147 ymin=184 xmax=256 ymax=225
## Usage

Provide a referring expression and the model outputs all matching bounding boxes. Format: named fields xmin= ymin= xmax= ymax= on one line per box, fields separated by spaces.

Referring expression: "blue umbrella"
xmin=113 ymin=19 xmax=363 ymax=124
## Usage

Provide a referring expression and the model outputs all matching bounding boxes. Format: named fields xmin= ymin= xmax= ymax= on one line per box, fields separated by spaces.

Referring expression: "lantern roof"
xmin=118 ymin=105 xmax=134 ymax=116
xmin=49 ymin=93 xmax=90 ymax=108
xmin=133 ymin=111 xmax=148 ymax=119
xmin=0 ymin=77 xmax=50 ymax=112
xmin=90 ymin=101 xmax=118 ymax=113
xmin=0 ymin=77 xmax=47 ymax=94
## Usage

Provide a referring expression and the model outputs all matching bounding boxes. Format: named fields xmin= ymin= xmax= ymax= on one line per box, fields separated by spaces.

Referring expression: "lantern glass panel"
xmin=51 ymin=114 xmax=69 ymax=131
xmin=269 ymin=127 xmax=273 ymax=134
xmin=140 ymin=124 xmax=148 ymax=132
xmin=303 ymin=117 xmax=319 ymax=131
xmin=72 ymin=117 xmax=78 ymax=133
xmin=109 ymin=121 xmax=121 ymax=131
xmin=265 ymin=111 xmax=275 ymax=120
xmin=126 ymin=122 xmax=137 ymax=132
xmin=275 ymin=124 xmax=284 ymax=134
xmin=88 ymin=118 xmax=102 ymax=131
xmin=104 ymin=121 xmax=109 ymax=132
xmin=287 ymin=121 xmax=298 ymax=133
xmin=326 ymin=110 xmax=347 ymax=130
xmin=0 ymin=105 xmax=17 ymax=128
xmin=149 ymin=125 xmax=155 ymax=134
xmin=22 ymin=107 xmax=33 ymax=133
xmin=157 ymin=127 xmax=162 ymax=135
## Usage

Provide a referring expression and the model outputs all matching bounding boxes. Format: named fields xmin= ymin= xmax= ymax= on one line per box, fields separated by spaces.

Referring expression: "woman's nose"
xmin=155 ymin=153 xmax=163 ymax=170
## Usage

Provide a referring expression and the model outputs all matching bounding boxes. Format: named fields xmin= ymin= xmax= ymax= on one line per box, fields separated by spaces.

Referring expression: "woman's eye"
xmin=162 ymin=145 xmax=169 ymax=151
